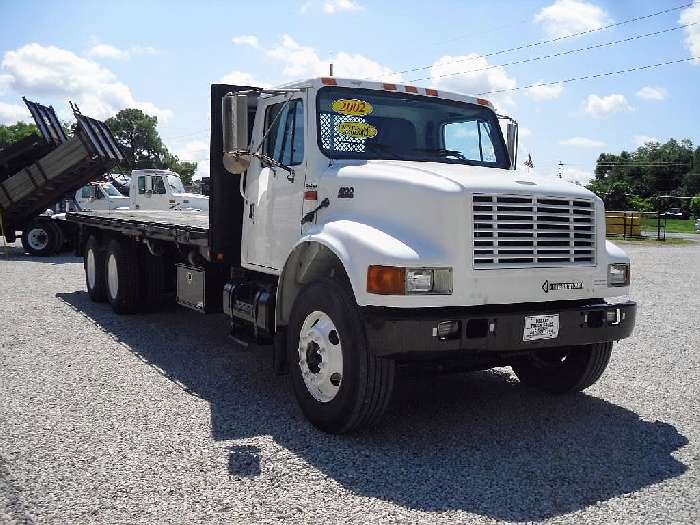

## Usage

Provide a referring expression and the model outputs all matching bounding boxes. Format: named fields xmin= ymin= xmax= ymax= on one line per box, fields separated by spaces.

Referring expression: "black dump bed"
xmin=0 ymin=99 xmax=123 ymax=242
xmin=67 ymin=209 xmax=209 ymax=247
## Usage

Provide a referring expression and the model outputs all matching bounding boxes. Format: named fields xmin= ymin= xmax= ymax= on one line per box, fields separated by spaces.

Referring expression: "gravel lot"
xmin=1 ymin=240 xmax=698 ymax=524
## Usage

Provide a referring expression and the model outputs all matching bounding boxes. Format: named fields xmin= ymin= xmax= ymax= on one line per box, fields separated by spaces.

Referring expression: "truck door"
xmin=244 ymin=94 xmax=307 ymax=271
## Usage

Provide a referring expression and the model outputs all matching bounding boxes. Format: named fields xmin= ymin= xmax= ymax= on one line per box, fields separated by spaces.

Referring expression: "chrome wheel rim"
xmin=87 ymin=248 xmax=96 ymax=289
xmin=298 ymin=311 xmax=343 ymax=403
xmin=27 ymin=228 xmax=49 ymax=251
xmin=107 ymin=253 xmax=119 ymax=299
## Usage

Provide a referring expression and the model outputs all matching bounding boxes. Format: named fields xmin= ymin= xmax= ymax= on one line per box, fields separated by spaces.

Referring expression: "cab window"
xmin=81 ymin=186 xmax=92 ymax=199
xmin=138 ymin=176 xmax=146 ymax=194
xmin=152 ymin=176 xmax=166 ymax=195
xmin=264 ymin=99 xmax=304 ymax=166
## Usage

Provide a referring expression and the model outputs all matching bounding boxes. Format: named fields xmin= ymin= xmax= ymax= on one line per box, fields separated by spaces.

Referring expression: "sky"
xmin=1 ymin=0 xmax=699 ymax=183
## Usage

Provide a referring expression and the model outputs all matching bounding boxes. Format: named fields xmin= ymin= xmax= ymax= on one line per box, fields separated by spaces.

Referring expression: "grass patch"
xmin=640 ymin=217 xmax=698 ymax=234
xmin=609 ymin=236 xmax=697 ymax=246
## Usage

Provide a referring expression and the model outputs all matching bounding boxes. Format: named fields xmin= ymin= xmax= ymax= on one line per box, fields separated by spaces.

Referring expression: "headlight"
xmin=367 ymin=266 xmax=453 ymax=295
xmin=608 ymin=263 xmax=630 ymax=287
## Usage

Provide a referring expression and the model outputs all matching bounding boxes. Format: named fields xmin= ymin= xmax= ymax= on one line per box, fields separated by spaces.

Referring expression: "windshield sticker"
xmin=332 ymin=98 xmax=373 ymax=117
xmin=336 ymin=121 xmax=378 ymax=139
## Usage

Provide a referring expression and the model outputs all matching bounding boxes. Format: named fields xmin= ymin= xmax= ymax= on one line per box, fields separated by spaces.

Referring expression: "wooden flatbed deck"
xmin=66 ymin=209 xmax=210 ymax=247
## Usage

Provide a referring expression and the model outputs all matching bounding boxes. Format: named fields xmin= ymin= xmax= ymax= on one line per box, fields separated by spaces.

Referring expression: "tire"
xmin=512 ymin=342 xmax=613 ymax=394
xmin=21 ymin=221 xmax=58 ymax=256
xmin=287 ymin=277 xmax=395 ymax=434
xmin=48 ymin=222 xmax=65 ymax=254
xmin=85 ymin=236 xmax=107 ymax=302
xmin=105 ymin=238 xmax=141 ymax=314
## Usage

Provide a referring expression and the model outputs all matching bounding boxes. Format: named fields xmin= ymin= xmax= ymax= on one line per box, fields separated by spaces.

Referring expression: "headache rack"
xmin=471 ymin=193 xmax=596 ymax=269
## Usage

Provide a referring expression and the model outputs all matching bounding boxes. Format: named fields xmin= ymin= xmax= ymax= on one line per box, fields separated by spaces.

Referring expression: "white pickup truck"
xmin=74 ymin=181 xmax=130 ymax=211
xmin=67 ymin=78 xmax=636 ymax=433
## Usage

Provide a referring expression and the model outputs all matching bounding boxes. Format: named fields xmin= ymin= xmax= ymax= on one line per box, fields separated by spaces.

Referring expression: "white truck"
xmin=129 ymin=169 xmax=209 ymax=211
xmin=74 ymin=171 xmax=208 ymax=212
xmin=67 ymin=78 xmax=636 ymax=433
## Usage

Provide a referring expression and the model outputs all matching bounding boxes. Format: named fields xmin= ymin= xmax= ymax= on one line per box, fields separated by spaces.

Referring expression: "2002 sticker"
xmin=336 ymin=121 xmax=378 ymax=139
xmin=332 ymin=98 xmax=373 ymax=116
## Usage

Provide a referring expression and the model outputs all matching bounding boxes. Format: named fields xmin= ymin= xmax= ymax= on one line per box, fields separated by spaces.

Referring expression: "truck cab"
xmin=75 ymin=182 xmax=129 ymax=211
xmin=129 ymin=169 xmax=209 ymax=211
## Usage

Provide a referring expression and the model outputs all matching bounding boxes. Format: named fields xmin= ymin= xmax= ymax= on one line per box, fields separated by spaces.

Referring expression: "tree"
xmin=104 ymin=108 xmax=200 ymax=184
xmin=0 ymin=121 xmax=38 ymax=148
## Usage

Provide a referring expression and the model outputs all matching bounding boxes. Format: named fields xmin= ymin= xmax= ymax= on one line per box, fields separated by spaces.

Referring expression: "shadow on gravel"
xmin=0 ymin=245 xmax=80 ymax=264
xmin=57 ymin=291 xmax=689 ymax=522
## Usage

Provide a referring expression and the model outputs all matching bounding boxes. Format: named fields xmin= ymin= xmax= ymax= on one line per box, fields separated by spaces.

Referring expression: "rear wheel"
xmin=21 ymin=221 xmax=58 ymax=256
xmin=85 ymin=236 xmax=107 ymax=302
xmin=105 ymin=238 xmax=141 ymax=314
xmin=288 ymin=277 xmax=395 ymax=433
xmin=512 ymin=342 xmax=613 ymax=394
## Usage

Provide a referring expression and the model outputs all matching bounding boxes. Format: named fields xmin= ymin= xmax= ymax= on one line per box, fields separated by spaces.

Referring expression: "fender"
xmin=279 ymin=218 xmax=448 ymax=315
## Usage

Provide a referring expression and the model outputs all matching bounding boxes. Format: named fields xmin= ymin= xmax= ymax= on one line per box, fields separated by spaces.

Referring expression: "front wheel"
xmin=288 ymin=278 xmax=395 ymax=434
xmin=512 ymin=342 xmax=613 ymax=394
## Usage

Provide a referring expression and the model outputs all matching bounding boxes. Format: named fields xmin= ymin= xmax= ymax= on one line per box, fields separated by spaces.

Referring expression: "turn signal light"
xmin=367 ymin=266 xmax=406 ymax=295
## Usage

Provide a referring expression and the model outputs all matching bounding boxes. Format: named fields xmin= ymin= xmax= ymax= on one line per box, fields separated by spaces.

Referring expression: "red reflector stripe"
xmin=304 ymin=190 xmax=318 ymax=201
xmin=477 ymin=98 xmax=490 ymax=106
xmin=321 ymin=77 xmax=337 ymax=85
xmin=383 ymin=83 xmax=397 ymax=91
xmin=425 ymin=88 xmax=438 ymax=96
xmin=405 ymin=85 xmax=418 ymax=93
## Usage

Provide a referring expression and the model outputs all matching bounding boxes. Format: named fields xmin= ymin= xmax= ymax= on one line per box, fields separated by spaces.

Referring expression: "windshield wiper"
xmin=412 ymin=148 xmax=470 ymax=162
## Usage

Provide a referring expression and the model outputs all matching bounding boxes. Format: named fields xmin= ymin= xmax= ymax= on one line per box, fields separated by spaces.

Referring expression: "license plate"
xmin=523 ymin=314 xmax=560 ymax=342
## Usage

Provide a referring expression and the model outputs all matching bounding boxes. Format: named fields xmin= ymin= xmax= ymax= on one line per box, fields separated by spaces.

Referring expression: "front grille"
xmin=471 ymin=194 xmax=595 ymax=269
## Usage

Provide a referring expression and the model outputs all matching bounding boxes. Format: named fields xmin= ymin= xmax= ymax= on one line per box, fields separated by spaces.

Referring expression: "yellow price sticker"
xmin=336 ymin=121 xmax=378 ymax=139
xmin=332 ymin=98 xmax=374 ymax=117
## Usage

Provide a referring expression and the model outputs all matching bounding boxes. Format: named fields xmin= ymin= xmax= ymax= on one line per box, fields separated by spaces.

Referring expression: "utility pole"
xmin=329 ymin=63 xmax=334 ymax=77
xmin=557 ymin=161 xmax=564 ymax=179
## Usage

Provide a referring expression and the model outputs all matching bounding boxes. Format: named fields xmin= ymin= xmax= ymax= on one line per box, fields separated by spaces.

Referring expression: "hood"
xmin=173 ymin=192 xmax=209 ymax=200
xmin=333 ymin=160 xmax=595 ymax=200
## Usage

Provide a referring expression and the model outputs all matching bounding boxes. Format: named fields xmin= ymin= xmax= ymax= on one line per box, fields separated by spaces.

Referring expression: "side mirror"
xmin=506 ymin=121 xmax=518 ymax=170
xmin=222 ymin=93 xmax=251 ymax=174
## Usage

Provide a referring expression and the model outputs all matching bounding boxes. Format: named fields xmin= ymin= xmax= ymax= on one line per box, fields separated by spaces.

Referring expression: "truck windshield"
xmin=317 ymin=87 xmax=510 ymax=168
xmin=100 ymin=183 xmax=122 ymax=197
xmin=167 ymin=174 xmax=185 ymax=193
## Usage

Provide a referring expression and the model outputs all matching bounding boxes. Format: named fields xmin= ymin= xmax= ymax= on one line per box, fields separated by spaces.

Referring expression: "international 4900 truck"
xmin=66 ymin=78 xmax=636 ymax=433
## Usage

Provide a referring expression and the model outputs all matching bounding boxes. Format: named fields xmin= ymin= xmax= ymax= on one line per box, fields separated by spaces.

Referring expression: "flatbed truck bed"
xmin=66 ymin=209 xmax=210 ymax=247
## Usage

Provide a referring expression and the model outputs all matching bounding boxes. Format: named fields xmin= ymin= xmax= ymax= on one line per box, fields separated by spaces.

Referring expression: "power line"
xmin=409 ymin=21 xmax=697 ymax=83
xmin=475 ymin=56 xmax=698 ymax=95
xmin=391 ymin=2 xmax=694 ymax=77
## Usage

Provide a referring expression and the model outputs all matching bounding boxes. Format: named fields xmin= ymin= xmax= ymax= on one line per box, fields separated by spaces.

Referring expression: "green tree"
xmin=104 ymin=108 xmax=200 ymax=184
xmin=0 ymin=121 xmax=38 ymax=148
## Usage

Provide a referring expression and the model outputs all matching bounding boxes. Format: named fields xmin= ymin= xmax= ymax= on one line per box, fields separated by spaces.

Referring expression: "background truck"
xmin=66 ymin=78 xmax=636 ymax=433
xmin=129 ymin=169 xmax=209 ymax=211
xmin=0 ymin=98 xmax=123 ymax=255
xmin=74 ymin=181 xmax=130 ymax=211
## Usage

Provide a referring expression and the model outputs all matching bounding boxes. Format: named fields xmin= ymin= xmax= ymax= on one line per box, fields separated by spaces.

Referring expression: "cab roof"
xmin=279 ymin=77 xmax=496 ymax=111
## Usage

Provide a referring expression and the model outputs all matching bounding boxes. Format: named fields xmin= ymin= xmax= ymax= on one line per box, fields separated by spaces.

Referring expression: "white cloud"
xmin=525 ymin=81 xmax=564 ymax=100
xmin=559 ymin=136 xmax=605 ymax=148
xmin=0 ymin=101 xmax=30 ymax=124
xmin=1 ymin=43 xmax=172 ymax=121
xmin=561 ymin=167 xmax=595 ymax=185
xmin=534 ymin=0 xmax=612 ymax=38
xmin=220 ymin=70 xmax=268 ymax=87
xmin=176 ymin=139 xmax=210 ymax=179
xmin=633 ymin=135 xmax=660 ymax=147
xmin=267 ymin=34 xmax=400 ymax=81
xmin=636 ymin=86 xmax=667 ymax=101
xmin=323 ymin=0 xmax=363 ymax=14
xmin=519 ymin=127 xmax=532 ymax=138
xmin=429 ymin=53 xmax=517 ymax=109
xmin=87 ymin=44 xmax=129 ymax=60
xmin=584 ymin=93 xmax=632 ymax=118
xmin=130 ymin=45 xmax=159 ymax=56
xmin=680 ymin=3 xmax=700 ymax=64
xmin=0 ymin=73 xmax=13 ymax=94
xmin=232 ymin=35 xmax=259 ymax=48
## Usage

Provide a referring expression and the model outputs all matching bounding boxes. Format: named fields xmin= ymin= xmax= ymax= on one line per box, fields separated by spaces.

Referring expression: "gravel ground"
xmin=0 ymin=240 xmax=698 ymax=524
